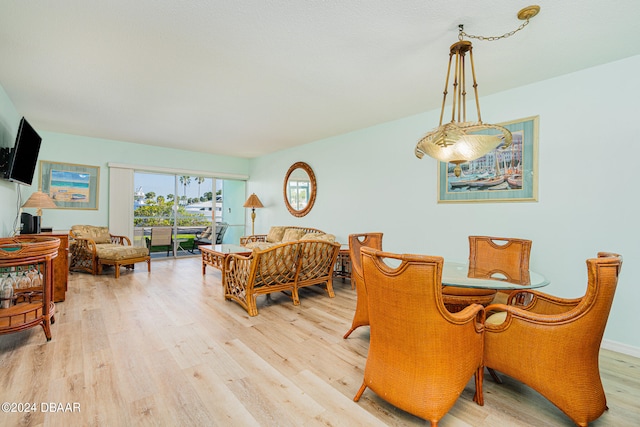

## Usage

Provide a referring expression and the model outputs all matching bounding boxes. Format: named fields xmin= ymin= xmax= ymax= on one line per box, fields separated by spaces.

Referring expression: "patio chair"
xmin=195 ymin=222 xmax=228 ymax=247
xmin=146 ymin=227 xmax=173 ymax=256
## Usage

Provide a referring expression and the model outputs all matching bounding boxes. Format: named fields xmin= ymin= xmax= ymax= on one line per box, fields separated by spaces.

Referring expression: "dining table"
xmin=442 ymin=261 xmax=550 ymax=290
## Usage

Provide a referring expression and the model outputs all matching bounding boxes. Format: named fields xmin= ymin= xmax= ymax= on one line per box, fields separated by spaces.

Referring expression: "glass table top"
xmin=209 ymin=244 xmax=252 ymax=254
xmin=442 ymin=261 xmax=549 ymax=290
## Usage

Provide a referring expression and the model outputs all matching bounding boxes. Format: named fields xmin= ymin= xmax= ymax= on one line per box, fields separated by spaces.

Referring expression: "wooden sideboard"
xmin=21 ymin=231 xmax=69 ymax=302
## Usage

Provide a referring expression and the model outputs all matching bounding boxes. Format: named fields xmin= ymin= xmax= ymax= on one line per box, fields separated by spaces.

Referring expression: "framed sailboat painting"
xmin=437 ymin=115 xmax=539 ymax=203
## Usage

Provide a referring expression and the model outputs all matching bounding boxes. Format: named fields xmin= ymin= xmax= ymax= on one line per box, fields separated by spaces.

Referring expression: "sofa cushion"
xmin=266 ymin=226 xmax=287 ymax=243
xmin=300 ymin=232 xmax=336 ymax=243
xmin=71 ymin=225 xmax=112 ymax=244
xmin=96 ymin=244 xmax=149 ymax=261
xmin=282 ymin=228 xmax=306 ymax=242
xmin=245 ymin=241 xmax=276 ymax=251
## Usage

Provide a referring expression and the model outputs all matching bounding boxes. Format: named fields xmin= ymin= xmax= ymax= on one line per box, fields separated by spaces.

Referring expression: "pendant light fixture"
xmin=415 ymin=5 xmax=540 ymax=177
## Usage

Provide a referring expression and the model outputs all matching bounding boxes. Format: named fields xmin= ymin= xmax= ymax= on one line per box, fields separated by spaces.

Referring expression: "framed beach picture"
xmin=40 ymin=161 xmax=100 ymax=210
xmin=437 ymin=116 xmax=539 ymax=203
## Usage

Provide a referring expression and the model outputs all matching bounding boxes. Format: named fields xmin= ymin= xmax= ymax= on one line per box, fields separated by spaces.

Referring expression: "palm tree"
xmin=179 ymin=176 xmax=191 ymax=204
xmin=196 ymin=177 xmax=205 ymax=199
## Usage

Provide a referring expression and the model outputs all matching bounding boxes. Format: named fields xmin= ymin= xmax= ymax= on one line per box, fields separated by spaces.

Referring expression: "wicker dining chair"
xmin=342 ymin=232 xmax=383 ymax=339
xmin=484 ymin=252 xmax=622 ymax=427
xmin=442 ymin=235 xmax=533 ymax=312
xmin=353 ymin=248 xmax=485 ymax=426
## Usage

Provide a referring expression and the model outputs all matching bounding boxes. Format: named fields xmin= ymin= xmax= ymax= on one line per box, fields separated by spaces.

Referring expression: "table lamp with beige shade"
xmin=21 ymin=190 xmax=57 ymax=234
xmin=243 ymin=193 xmax=263 ymax=236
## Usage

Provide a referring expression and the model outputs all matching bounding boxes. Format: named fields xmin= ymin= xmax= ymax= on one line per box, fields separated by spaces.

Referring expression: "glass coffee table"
xmin=200 ymin=244 xmax=252 ymax=275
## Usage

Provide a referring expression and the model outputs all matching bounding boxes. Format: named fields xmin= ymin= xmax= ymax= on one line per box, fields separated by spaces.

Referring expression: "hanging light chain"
xmin=458 ymin=18 xmax=532 ymax=42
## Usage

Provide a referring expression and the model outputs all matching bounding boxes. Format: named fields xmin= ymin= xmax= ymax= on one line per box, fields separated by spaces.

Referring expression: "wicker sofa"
xmin=224 ymin=239 xmax=341 ymax=316
xmin=69 ymin=225 xmax=150 ymax=279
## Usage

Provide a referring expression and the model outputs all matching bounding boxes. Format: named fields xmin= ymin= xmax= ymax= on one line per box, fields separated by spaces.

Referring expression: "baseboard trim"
xmin=602 ymin=339 xmax=640 ymax=359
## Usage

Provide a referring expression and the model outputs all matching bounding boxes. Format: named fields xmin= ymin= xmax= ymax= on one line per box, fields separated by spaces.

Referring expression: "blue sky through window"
xmin=134 ymin=173 xmax=220 ymax=201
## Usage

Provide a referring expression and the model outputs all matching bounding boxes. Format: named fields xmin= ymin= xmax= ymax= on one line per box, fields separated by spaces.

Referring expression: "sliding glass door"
xmin=133 ymin=172 xmax=245 ymax=257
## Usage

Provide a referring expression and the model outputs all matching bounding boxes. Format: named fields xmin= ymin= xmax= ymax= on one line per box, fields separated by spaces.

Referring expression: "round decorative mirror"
xmin=283 ymin=162 xmax=316 ymax=217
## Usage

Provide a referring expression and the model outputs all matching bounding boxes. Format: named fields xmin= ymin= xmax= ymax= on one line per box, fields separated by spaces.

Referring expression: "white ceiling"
xmin=1 ymin=1 xmax=639 ymax=158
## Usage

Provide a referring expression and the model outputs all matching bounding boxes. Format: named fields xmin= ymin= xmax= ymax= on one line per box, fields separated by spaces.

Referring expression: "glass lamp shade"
xmin=415 ymin=121 xmax=512 ymax=164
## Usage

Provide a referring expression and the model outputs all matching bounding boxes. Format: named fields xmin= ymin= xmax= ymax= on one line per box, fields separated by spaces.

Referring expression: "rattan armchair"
xmin=69 ymin=225 xmax=150 ymax=279
xmin=342 ymin=232 xmax=383 ymax=339
xmin=442 ymin=236 xmax=532 ymax=312
xmin=484 ymin=252 xmax=622 ymax=427
xmin=353 ymin=248 xmax=485 ymax=426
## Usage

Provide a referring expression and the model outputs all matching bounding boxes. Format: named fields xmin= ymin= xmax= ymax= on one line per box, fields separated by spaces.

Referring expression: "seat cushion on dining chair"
xmin=485 ymin=311 xmax=507 ymax=325
xmin=491 ymin=292 xmax=510 ymax=305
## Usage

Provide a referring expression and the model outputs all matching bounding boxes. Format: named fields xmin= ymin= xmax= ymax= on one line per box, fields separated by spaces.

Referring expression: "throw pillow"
xmin=92 ymin=228 xmax=113 ymax=244
xmin=72 ymin=225 xmax=111 ymax=244
xmin=266 ymin=226 xmax=286 ymax=243
xmin=282 ymin=228 xmax=306 ymax=242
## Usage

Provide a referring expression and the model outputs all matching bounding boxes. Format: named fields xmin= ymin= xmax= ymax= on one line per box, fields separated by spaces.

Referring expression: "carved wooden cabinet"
xmin=0 ymin=236 xmax=59 ymax=341
xmin=22 ymin=231 xmax=68 ymax=302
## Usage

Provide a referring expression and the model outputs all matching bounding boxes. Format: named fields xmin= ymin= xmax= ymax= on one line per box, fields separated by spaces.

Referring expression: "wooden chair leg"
xmin=353 ymin=383 xmax=367 ymax=401
xmin=343 ymin=327 xmax=356 ymax=339
xmin=474 ymin=367 xmax=484 ymax=405
xmin=488 ymin=367 xmax=502 ymax=384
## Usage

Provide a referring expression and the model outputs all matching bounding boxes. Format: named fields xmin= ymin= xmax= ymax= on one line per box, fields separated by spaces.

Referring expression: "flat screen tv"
xmin=4 ymin=117 xmax=42 ymax=186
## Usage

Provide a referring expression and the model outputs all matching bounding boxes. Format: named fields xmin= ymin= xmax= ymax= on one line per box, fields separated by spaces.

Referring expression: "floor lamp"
xmin=243 ymin=193 xmax=263 ymax=236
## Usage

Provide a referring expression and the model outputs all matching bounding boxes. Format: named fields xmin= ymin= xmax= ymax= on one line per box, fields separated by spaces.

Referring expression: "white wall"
xmin=248 ymin=55 xmax=640 ymax=354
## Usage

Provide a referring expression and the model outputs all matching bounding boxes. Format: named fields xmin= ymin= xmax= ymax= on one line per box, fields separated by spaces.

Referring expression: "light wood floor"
xmin=1 ymin=257 xmax=639 ymax=427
